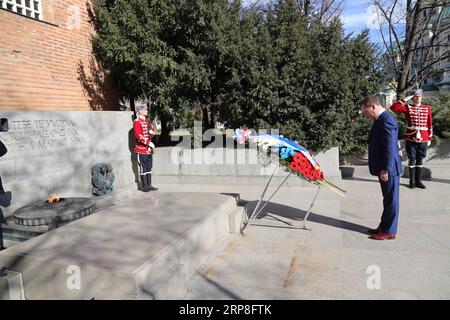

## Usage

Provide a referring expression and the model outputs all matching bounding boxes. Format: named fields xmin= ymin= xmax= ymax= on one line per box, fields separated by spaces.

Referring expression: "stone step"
xmin=2 ymin=239 xmax=21 ymax=249
xmin=0 ymin=192 xmax=240 ymax=299
xmin=228 ymin=206 xmax=246 ymax=235
xmin=153 ymin=174 xmax=342 ymax=187
xmin=1 ymin=188 xmax=133 ymax=244
xmin=94 ymin=264 xmax=186 ymax=300
xmin=0 ymin=270 xmax=26 ymax=300
xmin=91 ymin=188 xmax=133 ymax=210
xmin=1 ymin=222 xmax=48 ymax=242
xmin=340 ymin=164 xmax=450 ymax=180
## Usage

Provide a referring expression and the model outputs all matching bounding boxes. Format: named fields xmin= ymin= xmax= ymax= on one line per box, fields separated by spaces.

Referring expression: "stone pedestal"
xmin=0 ymin=270 xmax=25 ymax=300
xmin=0 ymin=192 xmax=241 ymax=299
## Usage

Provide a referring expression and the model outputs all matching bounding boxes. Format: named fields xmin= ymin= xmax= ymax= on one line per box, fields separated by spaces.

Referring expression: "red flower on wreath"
xmin=287 ymin=151 xmax=324 ymax=181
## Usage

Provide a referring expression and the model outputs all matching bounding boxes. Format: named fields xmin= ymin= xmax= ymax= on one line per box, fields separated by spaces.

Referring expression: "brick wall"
xmin=0 ymin=0 xmax=119 ymax=111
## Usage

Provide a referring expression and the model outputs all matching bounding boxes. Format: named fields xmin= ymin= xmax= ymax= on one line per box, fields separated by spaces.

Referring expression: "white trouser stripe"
xmin=137 ymin=154 xmax=143 ymax=175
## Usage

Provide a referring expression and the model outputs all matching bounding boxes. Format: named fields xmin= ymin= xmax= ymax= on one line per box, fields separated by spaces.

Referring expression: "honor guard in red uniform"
xmin=390 ymin=89 xmax=432 ymax=189
xmin=133 ymin=102 xmax=158 ymax=192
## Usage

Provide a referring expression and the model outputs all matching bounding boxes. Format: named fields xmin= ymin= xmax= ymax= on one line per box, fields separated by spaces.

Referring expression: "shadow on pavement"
xmin=430 ymin=178 xmax=450 ymax=185
xmin=342 ymin=177 xmax=379 ymax=183
xmin=197 ymin=273 xmax=242 ymax=300
xmin=243 ymin=200 xmax=370 ymax=235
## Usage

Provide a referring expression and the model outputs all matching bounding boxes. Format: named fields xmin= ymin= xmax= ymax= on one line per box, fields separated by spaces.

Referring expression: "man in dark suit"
xmin=360 ymin=96 xmax=402 ymax=240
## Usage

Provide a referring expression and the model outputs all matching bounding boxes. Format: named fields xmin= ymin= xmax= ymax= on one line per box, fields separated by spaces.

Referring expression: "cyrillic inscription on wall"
xmin=1 ymin=119 xmax=87 ymax=153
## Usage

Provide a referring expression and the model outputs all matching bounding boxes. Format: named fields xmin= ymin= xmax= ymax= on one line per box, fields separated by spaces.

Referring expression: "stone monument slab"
xmin=0 ymin=192 xmax=239 ymax=299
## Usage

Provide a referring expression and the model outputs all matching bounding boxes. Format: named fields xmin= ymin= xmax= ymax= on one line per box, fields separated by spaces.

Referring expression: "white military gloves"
xmin=404 ymin=95 xmax=414 ymax=102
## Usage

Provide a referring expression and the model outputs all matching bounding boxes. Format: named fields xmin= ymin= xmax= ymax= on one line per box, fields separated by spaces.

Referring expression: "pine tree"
xmin=92 ymin=0 xmax=382 ymax=154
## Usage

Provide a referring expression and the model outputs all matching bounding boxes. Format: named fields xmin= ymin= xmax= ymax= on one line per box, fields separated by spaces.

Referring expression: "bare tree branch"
xmin=406 ymin=51 xmax=449 ymax=89
xmin=375 ymin=4 xmax=400 ymax=75
xmin=375 ymin=0 xmax=404 ymax=57
xmin=294 ymin=0 xmax=343 ymax=24
xmin=374 ymin=0 xmax=449 ymax=97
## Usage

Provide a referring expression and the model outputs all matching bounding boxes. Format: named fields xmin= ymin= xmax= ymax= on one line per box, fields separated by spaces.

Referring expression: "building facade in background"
xmin=382 ymin=4 xmax=450 ymax=98
xmin=416 ymin=5 xmax=450 ymax=92
xmin=0 ymin=0 xmax=119 ymax=111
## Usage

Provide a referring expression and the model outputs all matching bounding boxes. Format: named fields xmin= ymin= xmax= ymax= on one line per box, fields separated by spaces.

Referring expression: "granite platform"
xmin=0 ymin=192 xmax=243 ymax=299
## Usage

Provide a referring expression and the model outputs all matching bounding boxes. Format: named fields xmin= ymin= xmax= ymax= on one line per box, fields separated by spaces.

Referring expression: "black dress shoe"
xmin=415 ymin=182 xmax=426 ymax=189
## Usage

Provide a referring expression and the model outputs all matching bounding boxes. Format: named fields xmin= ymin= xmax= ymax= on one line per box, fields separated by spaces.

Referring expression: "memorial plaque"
xmin=0 ymin=117 xmax=88 ymax=156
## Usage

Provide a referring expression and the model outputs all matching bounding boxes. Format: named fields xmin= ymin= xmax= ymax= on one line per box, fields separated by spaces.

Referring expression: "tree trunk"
xmin=305 ymin=0 xmax=310 ymax=15
xmin=129 ymin=93 xmax=136 ymax=120
xmin=209 ymin=104 xmax=216 ymax=129
xmin=159 ymin=112 xmax=171 ymax=146
xmin=202 ymin=106 xmax=210 ymax=131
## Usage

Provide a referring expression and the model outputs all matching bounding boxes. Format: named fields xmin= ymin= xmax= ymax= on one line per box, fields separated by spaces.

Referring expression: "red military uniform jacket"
xmin=390 ymin=100 xmax=433 ymax=142
xmin=133 ymin=116 xmax=155 ymax=154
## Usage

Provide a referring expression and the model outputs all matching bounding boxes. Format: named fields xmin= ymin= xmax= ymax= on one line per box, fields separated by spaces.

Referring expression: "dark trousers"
xmin=405 ymin=140 xmax=428 ymax=166
xmin=379 ymin=174 xmax=400 ymax=234
xmin=137 ymin=153 xmax=153 ymax=176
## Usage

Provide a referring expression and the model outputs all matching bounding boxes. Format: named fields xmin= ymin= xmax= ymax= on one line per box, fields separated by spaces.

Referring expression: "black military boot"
xmin=140 ymin=174 xmax=149 ymax=192
xmin=415 ymin=167 xmax=426 ymax=189
xmin=146 ymin=174 xmax=159 ymax=191
xmin=408 ymin=167 xmax=415 ymax=189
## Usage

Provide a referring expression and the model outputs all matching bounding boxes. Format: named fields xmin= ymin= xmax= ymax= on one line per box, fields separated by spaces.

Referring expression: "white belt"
xmin=407 ymin=126 xmax=428 ymax=130
xmin=407 ymin=126 xmax=428 ymax=140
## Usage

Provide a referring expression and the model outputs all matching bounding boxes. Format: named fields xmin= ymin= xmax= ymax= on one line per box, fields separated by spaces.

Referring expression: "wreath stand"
xmin=240 ymin=161 xmax=322 ymax=235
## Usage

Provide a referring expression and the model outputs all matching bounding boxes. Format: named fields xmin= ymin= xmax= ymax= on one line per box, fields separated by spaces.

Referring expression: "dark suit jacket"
xmin=368 ymin=111 xmax=402 ymax=177
xmin=0 ymin=140 xmax=6 ymax=158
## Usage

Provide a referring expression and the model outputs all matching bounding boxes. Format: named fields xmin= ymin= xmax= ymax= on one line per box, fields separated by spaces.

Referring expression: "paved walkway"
xmin=3 ymin=172 xmax=449 ymax=299
xmin=156 ymin=175 xmax=450 ymax=299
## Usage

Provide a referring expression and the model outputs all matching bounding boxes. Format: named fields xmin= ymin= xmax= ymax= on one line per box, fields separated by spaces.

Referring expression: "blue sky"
xmin=341 ymin=0 xmax=383 ymax=43
xmin=341 ymin=0 xmax=372 ymax=34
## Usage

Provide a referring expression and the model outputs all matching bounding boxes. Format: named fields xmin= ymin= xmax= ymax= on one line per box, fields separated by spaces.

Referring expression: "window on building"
xmin=1 ymin=0 xmax=43 ymax=20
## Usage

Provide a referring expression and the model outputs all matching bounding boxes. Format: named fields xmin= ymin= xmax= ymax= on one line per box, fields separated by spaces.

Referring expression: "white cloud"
xmin=342 ymin=1 xmax=385 ymax=32
xmin=341 ymin=13 xmax=368 ymax=29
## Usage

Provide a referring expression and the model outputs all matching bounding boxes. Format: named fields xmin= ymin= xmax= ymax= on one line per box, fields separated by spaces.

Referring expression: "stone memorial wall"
xmin=0 ymin=111 xmax=136 ymax=217
xmin=0 ymin=111 xmax=344 ymax=218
